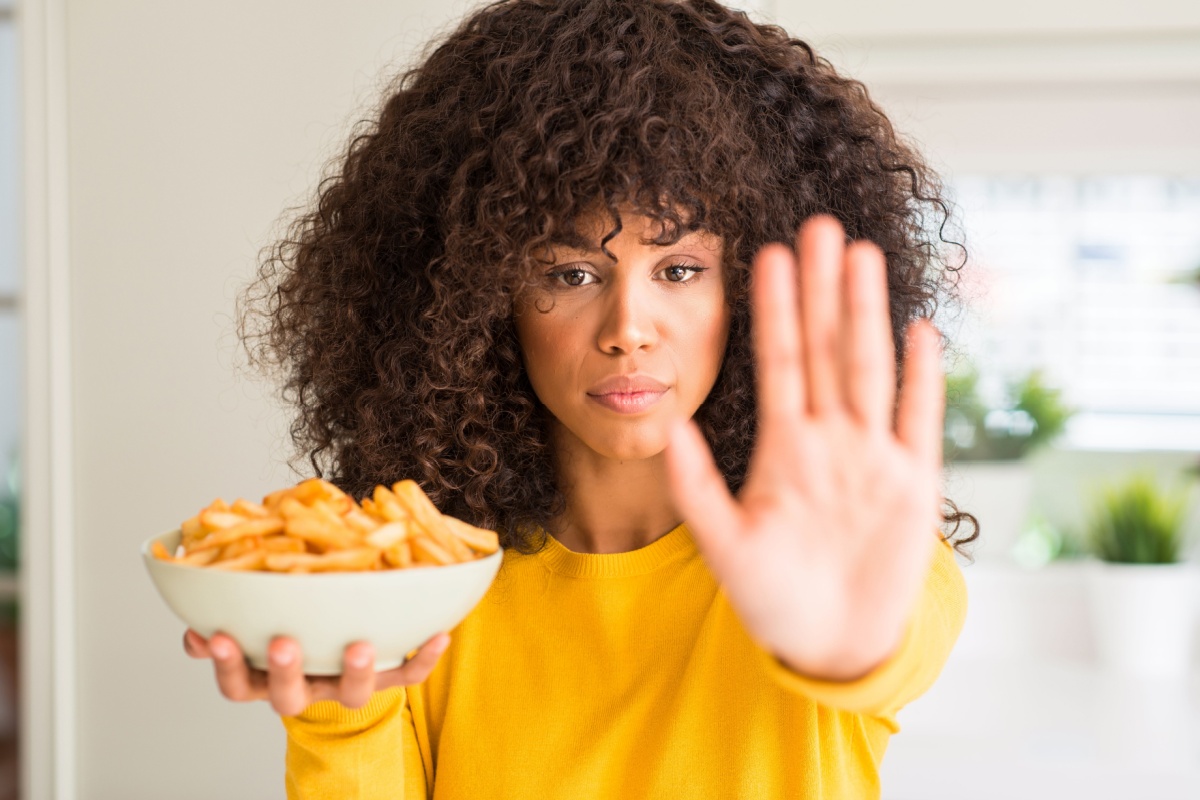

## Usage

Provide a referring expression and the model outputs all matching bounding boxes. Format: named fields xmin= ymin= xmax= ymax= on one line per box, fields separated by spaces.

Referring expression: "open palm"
xmin=665 ymin=215 xmax=945 ymax=681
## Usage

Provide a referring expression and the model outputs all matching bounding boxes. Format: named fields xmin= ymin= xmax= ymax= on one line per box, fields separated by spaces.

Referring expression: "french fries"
xmin=154 ymin=477 xmax=500 ymax=573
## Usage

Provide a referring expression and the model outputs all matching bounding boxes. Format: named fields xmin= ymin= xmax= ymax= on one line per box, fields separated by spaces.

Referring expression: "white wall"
xmin=772 ymin=0 xmax=1200 ymax=38
xmin=63 ymin=2 xmax=473 ymax=797
xmin=771 ymin=1 xmax=1200 ymax=174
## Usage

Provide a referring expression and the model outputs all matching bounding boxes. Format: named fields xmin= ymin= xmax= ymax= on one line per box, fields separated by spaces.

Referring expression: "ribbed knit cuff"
xmin=286 ymin=686 xmax=405 ymax=726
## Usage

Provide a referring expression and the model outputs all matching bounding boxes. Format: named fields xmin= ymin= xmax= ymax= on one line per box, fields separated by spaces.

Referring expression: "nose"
xmin=595 ymin=274 xmax=657 ymax=355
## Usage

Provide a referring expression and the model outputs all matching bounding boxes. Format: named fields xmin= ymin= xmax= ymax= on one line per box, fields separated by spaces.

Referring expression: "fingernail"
xmin=211 ymin=639 xmax=231 ymax=659
xmin=271 ymin=647 xmax=294 ymax=667
xmin=348 ymin=653 xmax=368 ymax=669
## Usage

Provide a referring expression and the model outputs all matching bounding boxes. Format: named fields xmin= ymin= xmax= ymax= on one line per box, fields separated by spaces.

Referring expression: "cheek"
xmin=679 ymin=303 xmax=730 ymax=382
xmin=515 ymin=309 xmax=575 ymax=390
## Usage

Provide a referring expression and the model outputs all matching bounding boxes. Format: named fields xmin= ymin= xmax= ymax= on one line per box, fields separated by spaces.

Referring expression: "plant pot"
xmin=941 ymin=460 xmax=1034 ymax=564
xmin=1086 ymin=559 xmax=1200 ymax=679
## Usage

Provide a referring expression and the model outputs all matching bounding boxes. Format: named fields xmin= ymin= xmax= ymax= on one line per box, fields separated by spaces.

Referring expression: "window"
xmin=938 ymin=174 xmax=1200 ymax=451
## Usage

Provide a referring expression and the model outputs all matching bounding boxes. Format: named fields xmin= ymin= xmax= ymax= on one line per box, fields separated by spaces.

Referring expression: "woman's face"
xmin=513 ymin=207 xmax=731 ymax=462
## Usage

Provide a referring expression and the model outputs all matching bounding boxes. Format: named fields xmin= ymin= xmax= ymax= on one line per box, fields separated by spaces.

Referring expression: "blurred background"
xmin=3 ymin=0 xmax=1200 ymax=797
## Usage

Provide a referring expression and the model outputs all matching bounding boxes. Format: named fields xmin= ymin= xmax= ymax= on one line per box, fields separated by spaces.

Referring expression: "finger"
xmin=843 ymin=240 xmax=896 ymax=431
xmin=305 ymin=671 xmax=353 ymax=704
xmin=797 ymin=215 xmax=846 ymax=417
xmin=751 ymin=242 xmax=806 ymax=430
xmin=266 ymin=637 xmax=311 ymax=717
xmin=895 ymin=319 xmax=945 ymax=475
xmin=183 ymin=629 xmax=210 ymax=659
xmin=664 ymin=418 xmax=742 ymax=565
xmin=337 ymin=641 xmax=377 ymax=709
xmin=377 ymin=632 xmax=451 ymax=691
xmin=210 ymin=633 xmax=262 ymax=702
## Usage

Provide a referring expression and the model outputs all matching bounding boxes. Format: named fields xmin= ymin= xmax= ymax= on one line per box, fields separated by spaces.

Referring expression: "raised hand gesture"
xmin=665 ymin=215 xmax=945 ymax=681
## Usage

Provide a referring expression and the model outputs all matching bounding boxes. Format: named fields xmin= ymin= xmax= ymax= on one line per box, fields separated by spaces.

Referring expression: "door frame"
xmin=19 ymin=0 xmax=77 ymax=797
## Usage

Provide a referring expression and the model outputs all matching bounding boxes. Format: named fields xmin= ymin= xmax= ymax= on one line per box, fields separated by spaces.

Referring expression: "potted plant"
xmin=1083 ymin=471 xmax=1198 ymax=678
xmin=942 ymin=364 xmax=1075 ymax=564
xmin=0 ymin=450 xmax=17 ymax=741
xmin=944 ymin=365 xmax=1073 ymax=461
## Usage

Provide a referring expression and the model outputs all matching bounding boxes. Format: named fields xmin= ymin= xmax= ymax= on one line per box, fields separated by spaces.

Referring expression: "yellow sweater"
xmin=282 ymin=522 xmax=968 ymax=799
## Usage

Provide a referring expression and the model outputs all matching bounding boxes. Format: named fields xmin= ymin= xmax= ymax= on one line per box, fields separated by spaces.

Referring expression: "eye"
xmin=657 ymin=263 xmax=708 ymax=284
xmin=547 ymin=268 xmax=597 ymax=287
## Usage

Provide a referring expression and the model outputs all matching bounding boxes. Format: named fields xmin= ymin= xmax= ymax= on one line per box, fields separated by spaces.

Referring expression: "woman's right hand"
xmin=182 ymin=628 xmax=451 ymax=717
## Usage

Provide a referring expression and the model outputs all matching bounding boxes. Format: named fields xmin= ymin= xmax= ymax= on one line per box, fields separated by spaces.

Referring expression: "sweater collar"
xmin=535 ymin=520 xmax=697 ymax=578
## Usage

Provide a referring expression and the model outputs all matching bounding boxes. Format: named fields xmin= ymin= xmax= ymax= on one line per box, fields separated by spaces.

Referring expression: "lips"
xmin=585 ymin=374 xmax=670 ymax=416
xmin=586 ymin=374 xmax=669 ymax=396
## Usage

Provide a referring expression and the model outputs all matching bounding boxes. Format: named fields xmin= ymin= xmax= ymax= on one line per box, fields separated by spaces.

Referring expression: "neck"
xmin=546 ymin=422 xmax=684 ymax=555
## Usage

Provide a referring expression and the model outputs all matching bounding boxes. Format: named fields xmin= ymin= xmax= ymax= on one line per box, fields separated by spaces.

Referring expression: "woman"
xmin=186 ymin=0 xmax=977 ymax=796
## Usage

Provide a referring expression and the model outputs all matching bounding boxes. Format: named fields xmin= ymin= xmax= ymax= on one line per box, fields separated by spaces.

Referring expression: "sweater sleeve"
xmin=752 ymin=535 xmax=968 ymax=724
xmin=280 ymin=686 xmax=429 ymax=800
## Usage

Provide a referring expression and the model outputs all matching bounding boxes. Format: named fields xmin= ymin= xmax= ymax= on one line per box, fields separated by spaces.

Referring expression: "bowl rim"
xmin=141 ymin=528 xmax=504 ymax=579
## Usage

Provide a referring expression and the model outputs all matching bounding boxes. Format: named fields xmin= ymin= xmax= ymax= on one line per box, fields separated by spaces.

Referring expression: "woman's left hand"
xmin=665 ymin=214 xmax=945 ymax=681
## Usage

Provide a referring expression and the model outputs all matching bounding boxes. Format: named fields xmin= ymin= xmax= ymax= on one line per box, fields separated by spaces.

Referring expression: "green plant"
xmin=1014 ymin=370 xmax=1072 ymax=451
xmin=1011 ymin=513 xmax=1088 ymax=568
xmin=0 ymin=449 xmax=17 ymax=573
xmin=1167 ymin=262 xmax=1200 ymax=287
xmin=943 ymin=367 xmax=987 ymax=456
xmin=943 ymin=364 xmax=1075 ymax=461
xmin=1084 ymin=472 xmax=1194 ymax=564
xmin=0 ymin=450 xmax=18 ymax=625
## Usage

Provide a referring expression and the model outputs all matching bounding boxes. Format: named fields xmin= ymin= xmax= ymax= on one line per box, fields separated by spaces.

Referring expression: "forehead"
xmin=548 ymin=211 xmax=723 ymax=255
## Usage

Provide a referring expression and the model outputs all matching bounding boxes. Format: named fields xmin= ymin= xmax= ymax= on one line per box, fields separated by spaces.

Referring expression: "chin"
xmin=580 ymin=422 xmax=670 ymax=462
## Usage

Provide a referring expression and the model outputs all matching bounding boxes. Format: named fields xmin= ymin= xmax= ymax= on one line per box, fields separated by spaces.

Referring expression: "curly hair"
xmin=237 ymin=0 xmax=979 ymax=559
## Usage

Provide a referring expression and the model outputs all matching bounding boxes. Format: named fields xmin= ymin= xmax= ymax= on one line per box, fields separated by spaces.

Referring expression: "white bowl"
xmin=142 ymin=528 xmax=503 ymax=675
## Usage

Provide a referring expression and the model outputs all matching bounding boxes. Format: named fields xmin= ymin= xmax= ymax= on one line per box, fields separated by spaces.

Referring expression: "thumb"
xmin=665 ymin=418 xmax=741 ymax=564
